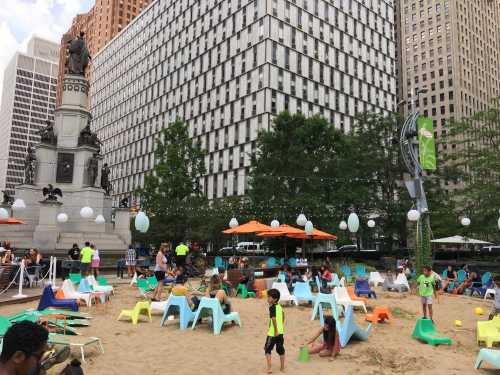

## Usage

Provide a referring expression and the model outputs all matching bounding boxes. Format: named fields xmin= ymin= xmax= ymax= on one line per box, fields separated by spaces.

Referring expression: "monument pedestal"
xmin=33 ymin=201 xmax=62 ymax=250
xmin=114 ymin=208 xmax=132 ymax=245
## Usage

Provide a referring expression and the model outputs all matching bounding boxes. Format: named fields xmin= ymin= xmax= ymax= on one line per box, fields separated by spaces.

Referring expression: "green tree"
xmin=441 ymin=98 xmax=500 ymax=241
xmin=135 ymin=119 xmax=207 ymax=244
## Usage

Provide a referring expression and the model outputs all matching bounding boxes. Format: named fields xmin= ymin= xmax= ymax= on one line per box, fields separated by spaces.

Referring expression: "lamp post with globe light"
xmin=461 ymin=216 xmax=471 ymax=251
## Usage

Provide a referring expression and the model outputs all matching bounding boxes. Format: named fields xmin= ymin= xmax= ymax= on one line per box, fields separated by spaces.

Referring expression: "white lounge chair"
xmin=61 ymin=279 xmax=92 ymax=307
xmin=87 ymin=276 xmax=114 ymax=295
xmin=395 ymin=273 xmax=410 ymax=291
xmin=368 ymin=272 xmax=384 ymax=287
xmin=339 ymin=277 xmax=346 ymax=287
xmin=334 ymin=286 xmax=367 ymax=313
xmin=485 ymin=288 xmax=496 ymax=300
xmin=271 ymin=282 xmax=297 ymax=305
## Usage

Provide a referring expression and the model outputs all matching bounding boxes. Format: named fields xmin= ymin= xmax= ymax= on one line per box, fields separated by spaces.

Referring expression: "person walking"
xmin=152 ymin=245 xmax=168 ymax=301
xmin=175 ymin=241 xmax=189 ymax=269
xmin=125 ymin=245 xmax=136 ymax=278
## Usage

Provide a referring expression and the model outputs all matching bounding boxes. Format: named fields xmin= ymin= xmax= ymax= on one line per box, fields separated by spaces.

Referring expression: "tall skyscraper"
xmin=397 ymin=0 xmax=500 ymax=150
xmin=91 ymin=0 xmax=397 ymax=205
xmin=56 ymin=0 xmax=153 ymax=107
xmin=0 ymin=37 xmax=59 ymax=195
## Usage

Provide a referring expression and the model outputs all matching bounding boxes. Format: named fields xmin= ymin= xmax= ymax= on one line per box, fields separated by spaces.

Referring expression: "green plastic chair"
xmin=412 ymin=318 xmax=452 ymax=346
xmin=96 ymin=276 xmax=109 ymax=286
xmin=117 ymin=301 xmax=152 ymax=325
xmin=69 ymin=273 xmax=82 ymax=284
xmin=475 ymin=348 xmax=500 ymax=369
xmin=146 ymin=276 xmax=159 ymax=289
xmin=137 ymin=278 xmax=153 ymax=296
xmin=235 ymin=284 xmax=256 ymax=299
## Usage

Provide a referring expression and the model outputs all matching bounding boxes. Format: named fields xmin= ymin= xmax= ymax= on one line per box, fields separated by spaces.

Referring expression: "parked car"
xmin=218 ymin=246 xmax=243 ymax=256
xmin=481 ymin=245 xmax=500 ymax=253
xmin=237 ymin=242 xmax=268 ymax=255
xmin=338 ymin=245 xmax=358 ymax=252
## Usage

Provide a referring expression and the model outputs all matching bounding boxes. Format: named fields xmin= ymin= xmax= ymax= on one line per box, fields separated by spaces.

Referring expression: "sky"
xmin=0 ymin=0 xmax=93 ymax=103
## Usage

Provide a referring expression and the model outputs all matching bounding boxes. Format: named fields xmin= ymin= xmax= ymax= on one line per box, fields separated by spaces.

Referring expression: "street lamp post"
xmin=461 ymin=217 xmax=471 ymax=252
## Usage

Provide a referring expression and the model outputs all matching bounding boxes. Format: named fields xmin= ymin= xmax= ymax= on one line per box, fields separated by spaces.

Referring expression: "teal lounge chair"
xmin=191 ymin=297 xmax=241 ymax=335
xmin=475 ymin=348 xmax=500 ymax=369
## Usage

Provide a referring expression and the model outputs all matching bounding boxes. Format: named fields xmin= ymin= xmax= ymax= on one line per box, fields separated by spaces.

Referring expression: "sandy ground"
xmin=0 ymin=282 xmax=497 ymax=375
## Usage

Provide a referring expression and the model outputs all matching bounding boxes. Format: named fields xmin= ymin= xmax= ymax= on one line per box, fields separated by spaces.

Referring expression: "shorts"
xmin=176 ymin=255 xmax=186 ymax=267
xmin=264 ymin=335 xmax=285 ymax=355
xmin=155 ymin=271 xmax=165 ymax=282
xmin=125 ymin=260 xmax=136 ymax=266
xmin=421 ymin=296 xmax=433 ymax=305
xmin=91 ymin=259 xmax=100 ymax=268
xmin=80 ymin=262 xmax=90 ymax=273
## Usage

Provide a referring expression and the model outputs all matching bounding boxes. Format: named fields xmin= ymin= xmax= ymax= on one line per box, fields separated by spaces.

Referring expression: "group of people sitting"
xmin=0 ymin=246 xmax=43 ymax=267
xmin=437 ymin=265 xmax=483 ymax=294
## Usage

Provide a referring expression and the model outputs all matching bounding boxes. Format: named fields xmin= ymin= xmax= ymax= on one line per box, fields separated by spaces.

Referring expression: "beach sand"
xmin=0 ymin=283 xmax=495 ymax=375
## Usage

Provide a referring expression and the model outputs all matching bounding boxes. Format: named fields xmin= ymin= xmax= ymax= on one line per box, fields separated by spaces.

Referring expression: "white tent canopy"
xmin=431 ymin=235 xmax=492 ymax=245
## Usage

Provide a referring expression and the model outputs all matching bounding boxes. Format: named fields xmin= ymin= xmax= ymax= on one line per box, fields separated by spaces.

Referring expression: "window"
xmin=272 ymin=41 xmax=277 ymax=64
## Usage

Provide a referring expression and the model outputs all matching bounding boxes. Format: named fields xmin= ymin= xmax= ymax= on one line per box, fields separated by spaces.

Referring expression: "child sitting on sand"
xmin=417 ymin=266 xmax=436 ymax=320
xmin=304 ymin=316 xmax=340 ymax=361
xmin=489 ymin=276 xmax=500 ymax=320
xmin=264 ymin=288 xmax=285 ymax=374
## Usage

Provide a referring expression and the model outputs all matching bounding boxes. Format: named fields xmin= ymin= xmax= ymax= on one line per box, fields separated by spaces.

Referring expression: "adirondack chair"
xmin=368 ymin=272 xmax=384 ymax=287
xmin=354 ymin=279 xmax=377 ymax=298
xmin=472 ymin=273 xmax=494 ymax=298
xmin=341 ymin=265 xmax=352 ymax=282
xmin=394 ymin=273 xmax=410 ymax=292
xmin=355 ymin=264 xmax=366 ymax=279
xmin=267 ymin=257 xmax=277 ymax=268
xmin=214 ymin=256 xmax=225 ymax=270
xmin=38 ymin=286 xmax=78 ymax=312
xmin=287 ymin=258 xmax=297 ymax=267
xmin=383 ymin=274 xmax=405 ymax=292
xmin=191 ymin=297 xmax=241 ymax=335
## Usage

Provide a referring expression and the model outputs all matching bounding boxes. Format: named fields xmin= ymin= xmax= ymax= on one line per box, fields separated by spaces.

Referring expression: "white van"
xmin=237 ymin=242 xmax=267 ymax=255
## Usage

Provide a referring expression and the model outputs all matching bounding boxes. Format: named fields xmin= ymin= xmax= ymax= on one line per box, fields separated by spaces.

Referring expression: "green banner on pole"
xmin=417 ymin=117 xmax=437 ymax=171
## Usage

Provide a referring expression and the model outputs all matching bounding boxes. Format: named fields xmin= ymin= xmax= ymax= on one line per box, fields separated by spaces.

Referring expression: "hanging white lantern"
xmin=229 ymin=217 xmax=239 ymax=228
xmin=56 ymin=213 xmax=68 ymax=223
xmin=407 ymin=209 xmax=420 ymax=222
xmin=95 ymin=214 xmax=105 ymax=224
xmin=347 ymin=212 xmax=360 ymax=233
xmin=80 ymin=206 xmax=94 ymax=218
xmin=296 ymin=213 xmax=307 ymax=227
xmin=305 ymin=220 xmax=314 ymax=236
xmin=461 ymin=217 xmax=471 ymax=227
xmin=339 ymin=220 xmax=348 ymax=230
xmin=271 ymin=219 xmax=280 ymax=228
xmin=0 ymin=208 xmax=9 ymax=220
xmin=367 ymin=219 xmax=375 ymax=228
xmin=12 ymin=199 xmax=26 ymax=210
xmin=135 ymin=211 xmax=148 ymax=232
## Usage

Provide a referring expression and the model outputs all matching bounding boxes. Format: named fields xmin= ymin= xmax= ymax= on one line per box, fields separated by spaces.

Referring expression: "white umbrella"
xmin=431 ymin=235 xmax=492 ymax=245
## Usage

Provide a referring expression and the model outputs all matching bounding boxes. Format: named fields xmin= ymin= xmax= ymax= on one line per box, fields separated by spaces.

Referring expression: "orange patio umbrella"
xmin=222 ymin=220 xmax=273 ymax=234
xmin=0 ymin=218 xmax=25 ymax=225
xmin=256 ymin=224 xmax=305 ymax=238
xmin=287 ymin=228 xmax=337 ymax=240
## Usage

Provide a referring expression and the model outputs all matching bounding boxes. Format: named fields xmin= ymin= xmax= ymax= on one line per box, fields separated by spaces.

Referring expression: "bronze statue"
xmin=39 ymin=120 xmax=56 ymax=145
xmin=42 ymin=184 xmax=63 ymax=201
xmin=119 ymin=197 xmax=129 ymax=208
xmin=87 ymin=153 xmax=99 ymax=187
xmin=67 ymin=31 xmax=91 ymax=76
xmin=2 ymin=190 xmax=14 ymax=205
xmin=24 ymin=146 xmax=37 ymax=184
xmin=100 ymin=163 xmax=111 ymax=195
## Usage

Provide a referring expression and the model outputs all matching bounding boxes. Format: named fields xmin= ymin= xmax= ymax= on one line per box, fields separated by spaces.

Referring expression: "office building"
xmin=0 ymin=37 xmax=59 ymax=195
xmin=56 ymin=0 xmax=153 ymax=107
xmin=398 ymin=0 xmax=500 ymax=152
xmin=91 ymin=0 xmax=397 ymax=205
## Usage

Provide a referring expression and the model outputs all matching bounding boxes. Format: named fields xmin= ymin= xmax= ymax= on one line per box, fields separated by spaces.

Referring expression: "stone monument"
xmin=0 ymin=32 xmax=131 ymax=256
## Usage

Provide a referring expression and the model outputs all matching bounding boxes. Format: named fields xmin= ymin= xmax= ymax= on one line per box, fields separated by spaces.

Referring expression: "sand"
xmin=0 ymin=282 xmax=496 ymax=375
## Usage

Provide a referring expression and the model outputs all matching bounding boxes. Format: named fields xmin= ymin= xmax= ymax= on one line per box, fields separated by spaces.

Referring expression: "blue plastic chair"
xmin=354 ymin=279 xmax=377 ymax=298
xmin=472 ymin=277 xmax=494 ymax=298
xmin=457 ymin=269 xmax=466 ymax=284
xmin=191 ymin=297 xmax=241 ymax=335
xmin=355 ymin=264 xmax=366 ymax=278
xmin=278 ymin=272 xmax=286 ymax=283
xmin=328 ymin=273 xmax=340 ymax=288
xmin=442 ymin=269 xmax=448 ymax=279
xmin=311 ymin=293 xmax=341 ymax=326
xmin=293 ymin=281 xmax=315 ymax=304
xmin=214 ymin=256 xmax=225 ymax=270
xmin=287 ymin=258 xmax=297 ymax=267
xmin=37 ymin=286 xmax=78 ymax=312
xmin=337 ymin=305 xmax=372 ymax=348
xmin=279 ymin=258 xmax=285 ymax=266
xmin=475 ymin=348 xmax=500 ymax=369
xmin=341 ymin=265 xmax=352 ymax=281
xmin=267 ymin=257 xmax=277 ymax=268
xmin=77 ymin=278 xmax=93 ymax=293
xmin=160 ymin=295 xmax=195 ymax=330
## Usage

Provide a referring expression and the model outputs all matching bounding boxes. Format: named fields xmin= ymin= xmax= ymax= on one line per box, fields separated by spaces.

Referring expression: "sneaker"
xmin=40 ymin=346 xmax=70 ymax=371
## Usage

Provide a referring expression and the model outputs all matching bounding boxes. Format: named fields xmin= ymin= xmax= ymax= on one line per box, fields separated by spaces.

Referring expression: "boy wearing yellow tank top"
xmin=264 ymin=288 xmax=285 ymax=373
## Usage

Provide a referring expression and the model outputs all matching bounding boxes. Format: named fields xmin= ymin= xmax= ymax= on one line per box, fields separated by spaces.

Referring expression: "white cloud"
xmin=0 ymin=0 xmax=93 ymax=103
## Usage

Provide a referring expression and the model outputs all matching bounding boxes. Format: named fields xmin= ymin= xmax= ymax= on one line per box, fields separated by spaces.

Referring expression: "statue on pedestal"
xmin=87 ymin=153 xmax=99 ymax=187
xmin=2 ymin=190 xmax=14 ymax=205
xmin=24 ymin=146 xmax=37 ymax=184
xmin=67 ymin=31 xmax=91 ymax=76
xmin=119 ymin=197 xmax=129 ymax=208
xmin=101 ymin=163 xmax=111 ymax=196
xmin=38 ymin=120 xmax=57 ymax=145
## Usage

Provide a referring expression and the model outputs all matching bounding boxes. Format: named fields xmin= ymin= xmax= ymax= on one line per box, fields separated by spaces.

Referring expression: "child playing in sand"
xmin=488 ymin=276 xmax=500 ymax=320
xmin=265 ymin=288 xmax=285 ymax=373
xmin=417 ymin=266 xmax=436 ymax=320
xmin=304 ymin=315 xmax=340 ymax=361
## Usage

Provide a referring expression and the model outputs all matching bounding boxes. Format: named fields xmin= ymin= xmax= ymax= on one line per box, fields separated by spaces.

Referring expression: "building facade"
xmin=0 ymin=37 xmax=59 ymax=195
xmin=91 ymin=0 xmax=397 ymax=205
xmin=56 ymin=0 xmax=153 ymax=107
xmin=398 ymin=0 xmax=500 ymax=151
